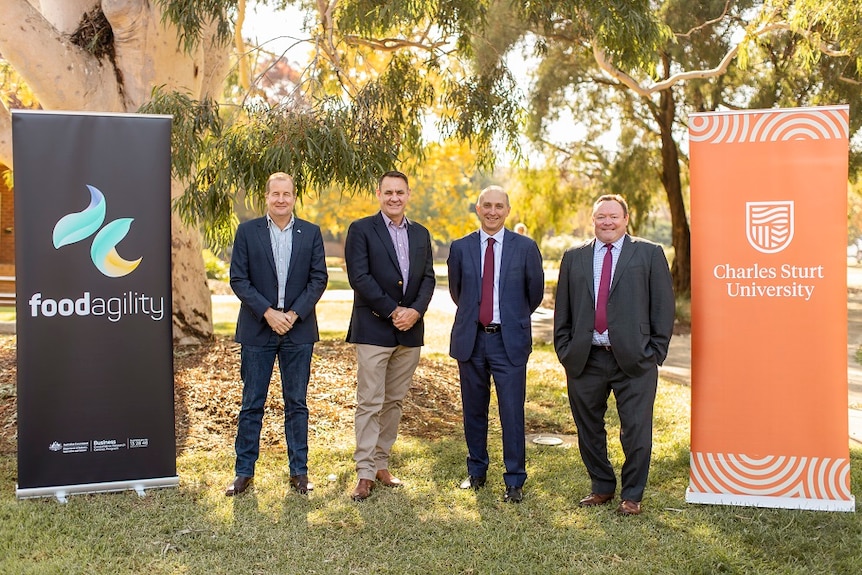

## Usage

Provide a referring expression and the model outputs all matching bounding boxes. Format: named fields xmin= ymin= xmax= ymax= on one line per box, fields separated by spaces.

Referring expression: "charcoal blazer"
xmin=553 ymin=235 xmax=675 ymax=378
xmin=344 ymin=212 xmax=436 ymax=347
xmin=448 ymin=229 xmax=545 ymax=366
xmin=230 ymin=216 xmax=328 ymax=345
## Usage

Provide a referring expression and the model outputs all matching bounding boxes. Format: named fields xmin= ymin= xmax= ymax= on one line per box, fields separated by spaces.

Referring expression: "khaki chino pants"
xmin=353 ymin=343 xmax=421 ymax=480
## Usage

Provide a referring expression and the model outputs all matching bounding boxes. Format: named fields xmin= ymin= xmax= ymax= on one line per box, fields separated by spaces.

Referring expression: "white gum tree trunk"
xmin=0 ymin=0 xmax=228 ymax=343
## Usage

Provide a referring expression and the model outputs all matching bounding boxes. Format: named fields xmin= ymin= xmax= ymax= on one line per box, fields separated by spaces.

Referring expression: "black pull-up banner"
xmin=13 ymin=111 xmax=177 ymax=500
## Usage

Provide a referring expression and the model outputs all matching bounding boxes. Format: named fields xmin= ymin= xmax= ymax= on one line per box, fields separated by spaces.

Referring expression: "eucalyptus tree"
xmin=508 ymin=0 xmax=862 ymax=294
xmin=4 ymin=1 xmax=858 ymax=333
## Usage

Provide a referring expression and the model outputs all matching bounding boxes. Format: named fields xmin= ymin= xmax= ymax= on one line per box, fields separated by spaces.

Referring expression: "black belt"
xmin=481 ymin=323 xmax=501 ymax=333
xmin=592 ymin=344 xmax=612 ymax=351
xmin=274 ymin=307 xmax=285 ymax=312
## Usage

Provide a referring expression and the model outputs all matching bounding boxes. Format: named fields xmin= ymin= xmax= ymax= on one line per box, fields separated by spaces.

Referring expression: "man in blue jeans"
xmin=225 ymin=172 xmax=328 ymax=496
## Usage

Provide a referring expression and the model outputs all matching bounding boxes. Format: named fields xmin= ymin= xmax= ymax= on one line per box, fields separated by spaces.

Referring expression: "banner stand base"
xmin=686 ymin=488 xmax=855 ymax=512
xmin=16 ymin=475 xmax=179 ymax=503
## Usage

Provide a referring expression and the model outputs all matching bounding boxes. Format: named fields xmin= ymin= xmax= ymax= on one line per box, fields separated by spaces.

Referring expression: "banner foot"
xmin=16 ymin=476 xmax=179 ymax=501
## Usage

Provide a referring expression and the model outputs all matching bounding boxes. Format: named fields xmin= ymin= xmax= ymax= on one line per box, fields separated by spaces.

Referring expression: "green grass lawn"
xmin=2 ymin=297 xmax=861 ymax=574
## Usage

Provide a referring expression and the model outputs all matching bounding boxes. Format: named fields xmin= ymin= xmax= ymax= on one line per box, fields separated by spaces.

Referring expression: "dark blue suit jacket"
xmin=448 ymin=229 xmax=544 ymax=366
xmin=344 ymin=212 xmax=436 ymax=347
xmin=230 ymin=216 xmax=328 ymax=346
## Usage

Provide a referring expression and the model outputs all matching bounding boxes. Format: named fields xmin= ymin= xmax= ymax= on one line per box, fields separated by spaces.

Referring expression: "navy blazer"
xmin=553 ymin=235 xmax=675 ymax=378
xmin=230 ymin=216 xmax=328 ymax=346
xmin=344 ymin=212 xmax=436 ymax=348
xmin=448 ymin=229 xmax=544 ymax=366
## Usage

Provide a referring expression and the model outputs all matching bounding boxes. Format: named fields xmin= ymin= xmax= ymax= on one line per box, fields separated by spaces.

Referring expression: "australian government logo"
xmin=28 ymin=184 xmax=165 ymax=323
xmin=712 ymin=200 xmax=822 ymax=301
xmin=49 ymin=441 xmax=90 ymax=454
xmin=48 ymin=439 xmax=138 ymax=454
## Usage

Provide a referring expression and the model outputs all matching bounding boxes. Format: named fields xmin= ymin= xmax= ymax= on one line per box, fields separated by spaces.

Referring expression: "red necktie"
xmin=479 ymin=237 xmax=495 ymax=326
xmin=594 ymin=243 xmax=613 ymax=333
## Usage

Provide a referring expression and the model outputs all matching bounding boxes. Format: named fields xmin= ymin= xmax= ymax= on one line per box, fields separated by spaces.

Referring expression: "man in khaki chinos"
xmin=344 ymin=171 xmax=436 ymax=501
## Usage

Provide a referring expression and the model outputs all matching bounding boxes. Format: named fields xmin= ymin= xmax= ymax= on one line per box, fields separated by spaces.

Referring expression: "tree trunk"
xmin=171 ymin=195 xmax=214 ymax=345
xmin=656 ymin=86 xmax=691 ymax=297
xmin=0 ymin=0 xmax=222 ymax=343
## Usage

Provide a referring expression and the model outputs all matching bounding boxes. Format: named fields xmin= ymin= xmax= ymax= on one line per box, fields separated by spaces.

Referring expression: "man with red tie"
xmin=447 ymin=185 xmax=545 ymax=503
xmin=553 ymin=194 xmax=675 ymax=515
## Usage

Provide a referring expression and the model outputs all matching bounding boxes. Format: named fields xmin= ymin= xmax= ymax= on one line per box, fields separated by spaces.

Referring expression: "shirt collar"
xmin=267 ymin=213 xmax=295 ymax=231
xmin=382 ymin=212 xmax=409 ymax=229
xmin=480 ymin=228 xmax=505 ymax=244
xmin=599 ymin=234 xmax=626 ymax=251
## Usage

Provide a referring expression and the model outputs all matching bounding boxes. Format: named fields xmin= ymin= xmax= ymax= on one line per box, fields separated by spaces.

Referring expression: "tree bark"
xmin=0 ymin=0 xmax=221 ymax=342
xmin=655 ymin=86 xmax=691 ymax=297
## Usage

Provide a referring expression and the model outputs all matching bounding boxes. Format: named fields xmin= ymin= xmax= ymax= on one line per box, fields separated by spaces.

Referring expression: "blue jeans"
xmin=234 ymin=335 xmax=313 ymax=477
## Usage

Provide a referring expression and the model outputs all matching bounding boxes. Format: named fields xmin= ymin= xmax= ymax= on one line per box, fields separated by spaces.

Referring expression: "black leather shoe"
xmin=504 ymin=485 xmax=523 ymax=503
xmin=459 ymin=476 xmax=486 ymax=490
xmin=289 ymin=474 xmax=313 ymax=495
xmin=225 ymin=475 xmax=253 ymax=497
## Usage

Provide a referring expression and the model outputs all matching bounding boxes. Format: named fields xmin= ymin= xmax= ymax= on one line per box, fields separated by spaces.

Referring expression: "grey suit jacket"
xmin=448 ymin=229 xmax=544 ymax=366
xmin=553 ymin=234 xmax=675 ymax=378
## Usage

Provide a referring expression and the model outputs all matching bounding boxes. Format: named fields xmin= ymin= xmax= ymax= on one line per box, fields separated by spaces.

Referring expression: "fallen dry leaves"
xmin=0 ymin=336 xmax=463 ymax=456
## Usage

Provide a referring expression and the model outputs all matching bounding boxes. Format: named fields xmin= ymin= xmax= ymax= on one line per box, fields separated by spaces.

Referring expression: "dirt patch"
xmin=0 ymin=336 xmax=464 ymax=456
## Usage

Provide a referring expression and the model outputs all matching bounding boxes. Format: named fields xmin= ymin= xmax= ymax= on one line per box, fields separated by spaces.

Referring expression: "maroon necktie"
xmin=594 ymin=243 xmax=613 ymax=333
xmin=479 ymin=237 xmax=495 ymax=326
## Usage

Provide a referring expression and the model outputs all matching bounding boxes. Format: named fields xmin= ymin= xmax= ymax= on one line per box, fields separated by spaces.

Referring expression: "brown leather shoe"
xmin=289 ymin=474 xmax=313 ymax=495
xmin=617 ymin=500 xmax=642 ymax=515
xmin=351 ymin=478 xmax=375 ymax=501
xmin=375 ymin=469 xmax=403 ymax=488
xmin=579 ymin=492 xmax=614 ymax=507
xmin=225 ymin=476 xmax=253 ymax=497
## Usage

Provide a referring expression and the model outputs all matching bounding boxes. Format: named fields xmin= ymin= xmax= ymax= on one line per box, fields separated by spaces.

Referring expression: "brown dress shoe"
xmin=617 ymin=500 xmax=642 ymax=515
xmin=375 ymin=469 xmax=403 ymax=487
xmin=225 ymin=476 xmax=253 ymax=497
xmin=289 ymin=474 xmax=313 ymax=495
xmin=351 ymin=478 xmax=375 ymax=501
xmin=579 ymin=492 xmax=614 ymax=507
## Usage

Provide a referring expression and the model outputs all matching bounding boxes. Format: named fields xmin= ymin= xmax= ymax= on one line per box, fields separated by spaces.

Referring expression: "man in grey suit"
xmin=448 ymin=186 xmax=544 ymax=503
xmin=226 ymin=172 xmax=328 ymax=497
xmin=344 ymin=170 xmax=436 ymax=501
xmin=554 ymin=194 xmax=675 ymax=515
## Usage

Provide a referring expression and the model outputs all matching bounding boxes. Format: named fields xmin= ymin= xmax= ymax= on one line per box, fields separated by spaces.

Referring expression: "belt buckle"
xmin=483 ymin=324 xmax=500 ymax=333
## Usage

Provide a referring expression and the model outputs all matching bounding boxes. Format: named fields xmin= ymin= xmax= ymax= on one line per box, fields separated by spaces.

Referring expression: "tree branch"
xmin=593 ymin=22 xmax=849 ymax=97
xmin=342 ymin=34 xmax=448 ymax=53
xmin=0 ymin=0 xmax=120 ymax=111
xmin=676 ymin=0 xmax=732 ymax=39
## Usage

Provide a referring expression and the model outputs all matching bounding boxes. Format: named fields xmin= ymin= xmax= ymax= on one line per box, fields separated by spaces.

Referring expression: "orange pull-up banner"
xmin=687 ymin=105 xmax=854 ymax=512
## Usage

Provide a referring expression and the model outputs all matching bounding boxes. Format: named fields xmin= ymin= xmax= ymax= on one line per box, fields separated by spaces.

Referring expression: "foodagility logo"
xmin=52 ymin=184 xmax=142 ymax=277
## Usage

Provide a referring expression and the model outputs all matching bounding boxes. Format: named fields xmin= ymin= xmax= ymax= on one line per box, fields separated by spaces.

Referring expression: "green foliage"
xmin=141 ymin=88 xmax=400 ymax=248
xmin=441 ymin=65 xmax=523 ymax=170
xmin=155 ymin=0 xmax=234 ymax=54
xmin=540 ymin=233 xmax=585 ymax=263
xmin=202 ymin=249 xmax=229 ymax=281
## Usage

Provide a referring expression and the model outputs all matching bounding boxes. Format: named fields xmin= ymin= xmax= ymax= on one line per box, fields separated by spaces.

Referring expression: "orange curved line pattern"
xmin=689 ymin=452 xmax=852 ymax=501
xmin=689 ymin=109 xmax=849 ymax=144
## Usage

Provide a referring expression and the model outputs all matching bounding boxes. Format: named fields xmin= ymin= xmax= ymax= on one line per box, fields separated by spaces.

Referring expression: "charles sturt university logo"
xmin=746 ymin=201 xmax=794 ymax=254
xmin=52 ymin=185 xmax=142 ymax=277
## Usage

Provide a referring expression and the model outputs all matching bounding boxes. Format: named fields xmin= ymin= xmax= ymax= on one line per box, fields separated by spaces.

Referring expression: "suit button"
xmin=397 ymin=280 xmax=403 ymax=286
